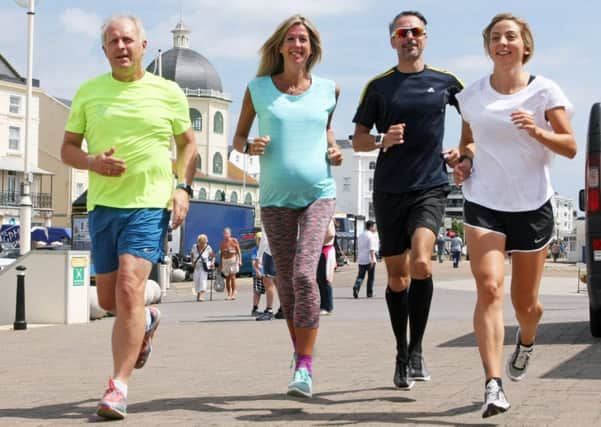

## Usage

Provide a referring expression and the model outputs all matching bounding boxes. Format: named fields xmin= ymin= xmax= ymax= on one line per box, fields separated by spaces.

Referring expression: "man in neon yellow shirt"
xmin=60 ymin=15 xmax=197 ymax=420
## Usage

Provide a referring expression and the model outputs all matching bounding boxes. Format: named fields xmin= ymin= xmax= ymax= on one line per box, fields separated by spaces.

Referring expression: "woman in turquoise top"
xmin=234 ymin=14 xmax=342 ymax=399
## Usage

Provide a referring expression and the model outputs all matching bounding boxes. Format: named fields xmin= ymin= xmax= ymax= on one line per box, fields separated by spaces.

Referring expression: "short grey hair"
xmin=101 ymin=15 xmax=147 ymax=45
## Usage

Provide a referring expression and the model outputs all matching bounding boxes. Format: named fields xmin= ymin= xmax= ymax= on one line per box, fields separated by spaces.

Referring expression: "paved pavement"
xmin=1 ymin=260 xmax=600 ymax=426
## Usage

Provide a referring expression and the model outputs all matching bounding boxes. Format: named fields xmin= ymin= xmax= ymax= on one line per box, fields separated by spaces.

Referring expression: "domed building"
xmin=146 ymin=21 xmax=258 ymax=207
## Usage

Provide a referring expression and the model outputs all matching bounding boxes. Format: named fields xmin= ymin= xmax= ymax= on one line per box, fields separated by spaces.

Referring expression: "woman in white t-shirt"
xmin=453 ymin=13 xmax=576 ymax=418
xmin=190 ymin=234 xmax=214 ymax=301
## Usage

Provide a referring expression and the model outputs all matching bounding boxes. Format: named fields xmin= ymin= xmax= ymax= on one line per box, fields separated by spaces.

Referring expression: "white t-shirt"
xmin=256 ymin=225 xmax=271 ymax=260
xmin=357 ymin=230 xmax=378 ymax=265
xmin=457 ymin=75 xmax=573 ymax=212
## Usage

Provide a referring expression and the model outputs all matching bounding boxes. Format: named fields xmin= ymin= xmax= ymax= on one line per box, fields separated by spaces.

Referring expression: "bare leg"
xmin=467 ymin=226 xmax=506 ymax=380
xmin=510 ymin=248 xmax=546 ymax=345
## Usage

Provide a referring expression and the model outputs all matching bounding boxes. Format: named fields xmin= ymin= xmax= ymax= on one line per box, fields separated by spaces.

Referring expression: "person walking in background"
xmin=352 ymin=10 xmax=463 ymax=390
xmin=450 ymin=234 xmax=463 ymax=268
xmin=255 ymin=227 xmax=278 ymax=321
xmin=219 ymin=227 xmax=241 ymax=300
xmin=453 ymin=13 xmax=576 ymax=418
xmin=317 ymin=218 xmax=337 ymax=315
xmin=60 ymin=15 xmax=197 ymax=420
xmin=233 ymin=14 xmax=342 ymax=398
xmin=191 ymin=234 xmax=214 ymax=301
xmin=550 ymin=241 xmax=560 ymax=263
xmin=353 ymin=220 xmax=378 ymax=298
xmin=251 ymin=231 xmax=265 ymax=316
xmin=436 ymin=232 xmax=446 ymax=263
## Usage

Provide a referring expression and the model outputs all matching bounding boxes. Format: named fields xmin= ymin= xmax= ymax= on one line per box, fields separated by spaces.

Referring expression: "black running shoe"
xmin=393 ymin=360 xmax=415 ymax=390
xmin=256 ymin=310 xmax=273 ymax=321
xmin=274 ymin=308 xmax=284 ymax=319
xmin=408 ymin=353 xmax=431 ymax=381
xmin=482 ymin=378 xmax=510 ymax=418
xmin=353 ymin=287 xmax=359 ymax=299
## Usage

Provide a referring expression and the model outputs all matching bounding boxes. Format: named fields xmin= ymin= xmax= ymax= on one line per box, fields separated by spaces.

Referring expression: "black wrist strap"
xmin=458 ymin=154 xmax=473 ymax=167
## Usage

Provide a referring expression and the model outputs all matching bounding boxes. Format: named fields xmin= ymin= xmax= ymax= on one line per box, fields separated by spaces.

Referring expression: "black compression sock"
xmin=385 ymin=286 xmax=409 ymax=363
xmin=408 ymin=276 xmax=434 ymax=356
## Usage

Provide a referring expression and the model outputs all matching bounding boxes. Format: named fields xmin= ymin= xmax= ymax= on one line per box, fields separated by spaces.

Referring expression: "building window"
xmin=196 ymin=154 xmax=202 ymax=171
xmin=213 ymin=111 xmax=224 ymax=134
xmin=212 ymin=152 xmax=223 ymax=174
xmin=198 ymin=188 xmax=207 ymax=200
xmin=368 ymin=161 xmax=376 ymax=170
xmin=343 ymin=176 xmax=351 ymax=192
xmin=368 ymin=178 xmax=373 ymax=192
xmin=368 ymin=202 xmax=375 ymax=220
xmin=7 ymin=171 xmax=17 ymax=203
xmin=214 ymin=190 xmax=225 ymax=201
xmin=9 ymin=95 xmax=22 ymax=115
xmin=189 ymin=108 xmax=202 ymax=131
xmin=244 ymin=192 xmax=253 ymax=205
xmin=8 ymin=126 xmax=20 ymax=151
xmin=230 ymin=191 xmax=238 ymax=203
xmin=75 ymin=183 xmax=85 ymax=197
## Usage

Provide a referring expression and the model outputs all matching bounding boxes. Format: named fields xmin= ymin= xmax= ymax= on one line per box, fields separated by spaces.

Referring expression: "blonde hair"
xmin=197 ymin=234 xmax=208 ymax=244
xmin=257 ymin=14 xmax=322 ymax=77
xmin=482 ymin=13 xmax=534 ymax=64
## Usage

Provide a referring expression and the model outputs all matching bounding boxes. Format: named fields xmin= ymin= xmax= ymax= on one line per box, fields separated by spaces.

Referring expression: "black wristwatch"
xmin=243 ymin=141 xmax=251 ymax=154
xmin=175 ymin=183 xmax=193 ymax=198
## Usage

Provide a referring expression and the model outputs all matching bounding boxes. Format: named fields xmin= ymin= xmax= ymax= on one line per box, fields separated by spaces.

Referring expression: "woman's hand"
xmin=453 ymin=157 xmax=472 ymax=185
xmin=511 ymin=109 xmax=539 ymax=138
xmin=327 ymin=145 xmax=343 ymax=165
xmin=249 ymin=135 xmax=270 ymax=155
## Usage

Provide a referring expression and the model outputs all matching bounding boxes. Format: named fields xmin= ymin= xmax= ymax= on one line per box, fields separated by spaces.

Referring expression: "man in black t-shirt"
xmin=352 ymin=10 xmax=463 ymax=390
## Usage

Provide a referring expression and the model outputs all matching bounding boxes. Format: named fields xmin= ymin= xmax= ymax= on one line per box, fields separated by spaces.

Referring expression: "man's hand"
xmin=171 ymin=189 xmax=190 ymax=229
xmin=89 ymin=147 xmax=127 ymax=177
xmin=327 ymin=145 xmax=343 ymax=165
xmin=382 ymin=123 xmax=405 ymax=152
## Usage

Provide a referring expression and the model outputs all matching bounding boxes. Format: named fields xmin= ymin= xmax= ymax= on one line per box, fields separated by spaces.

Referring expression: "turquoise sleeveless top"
xmin=248 ymin=75 xmax=337 ymax=208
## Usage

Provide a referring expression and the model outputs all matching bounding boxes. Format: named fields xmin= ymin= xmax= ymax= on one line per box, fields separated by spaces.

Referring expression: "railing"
xmin=0 ymin=192 xmax=52 ymax=209
xmin=182 ymin=87 xmax=231 ymax=101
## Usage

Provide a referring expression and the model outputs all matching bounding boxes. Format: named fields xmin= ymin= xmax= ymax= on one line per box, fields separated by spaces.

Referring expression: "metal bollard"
xmin=13 ymin=265 xmax=27 ymax=331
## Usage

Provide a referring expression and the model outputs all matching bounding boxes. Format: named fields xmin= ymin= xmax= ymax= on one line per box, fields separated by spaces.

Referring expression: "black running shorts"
xmin=374 ymin=185 xmax=450 ymax=257
xmin=463 ymin=199 xmax=554 ymax=252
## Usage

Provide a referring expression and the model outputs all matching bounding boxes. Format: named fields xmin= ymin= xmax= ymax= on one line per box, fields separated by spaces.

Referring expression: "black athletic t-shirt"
xmin=353 ymin=66 xmax=463 ymax=194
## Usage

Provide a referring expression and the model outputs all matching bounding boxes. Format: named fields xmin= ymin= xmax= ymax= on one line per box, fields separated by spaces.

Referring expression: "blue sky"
xmin=2 ymin=0 xmax=598 ymax=207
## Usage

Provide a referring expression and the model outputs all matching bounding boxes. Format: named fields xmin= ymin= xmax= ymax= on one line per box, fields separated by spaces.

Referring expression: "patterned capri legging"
xmin=261 ymin=198 xmax=336 ymax=329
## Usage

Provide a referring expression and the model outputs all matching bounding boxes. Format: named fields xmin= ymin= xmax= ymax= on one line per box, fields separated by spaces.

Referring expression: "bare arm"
xmin=233 ymin=88 xmax=256 ymax=153
xmin=326 ymin=84 xmax=343 ymax=166
xmin=352 ymin=122 xmax=406 ymax=153
xmin=453 ymin=120 xmax=476 ymax=185
xmin=172 ymin=128 xmax=198 ymax=229
xmin=511 ymin=107 xmax=577 ymax=158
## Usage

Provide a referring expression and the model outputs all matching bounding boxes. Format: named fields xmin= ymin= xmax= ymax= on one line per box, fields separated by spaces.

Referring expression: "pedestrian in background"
xmin=219 ymin=227 xmax=242 ymax=300
xmin=436 ymin=232 xmax=446 ymax=263
xmin=255 ymin=226 xmax=278 ymax=321
xmin=317 ymin=218 xmax=337 ymax=315
xmin=233 ymin=13 xmax=342 ymax=398
xmin=453 ymin=13 xmax=576 ymax=418
xmin=191 ymin=234 xmax=214 ymax=301
xmin=450 ymin=234 xmax=463 ymax=268
xmin=353 ymin=220 xmax=378 ymax=298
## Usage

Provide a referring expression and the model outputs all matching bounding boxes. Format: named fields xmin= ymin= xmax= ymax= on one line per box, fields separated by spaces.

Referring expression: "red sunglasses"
xmin=390 ymin=26 xmax=427 ymax=39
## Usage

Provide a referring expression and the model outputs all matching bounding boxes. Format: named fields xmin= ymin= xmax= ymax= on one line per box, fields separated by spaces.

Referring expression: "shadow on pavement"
xmin=0 ymin=388 xmax=493 ymax=425
xmin=438 ymin=321 xmax=601 ymax=380
xmin=438 ymin=322 xmax=596 ymax=347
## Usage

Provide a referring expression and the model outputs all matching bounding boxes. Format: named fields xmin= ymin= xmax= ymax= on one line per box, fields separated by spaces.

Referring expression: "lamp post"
xmin=15 ymin=0 xmax=38 ymax=255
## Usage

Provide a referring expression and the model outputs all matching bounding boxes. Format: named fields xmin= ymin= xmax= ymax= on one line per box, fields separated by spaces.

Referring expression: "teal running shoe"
xmin=287 ymin=367 xmax=313 ymax=398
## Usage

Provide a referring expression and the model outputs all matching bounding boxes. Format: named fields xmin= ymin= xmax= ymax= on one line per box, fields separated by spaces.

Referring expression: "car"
xmin=579 ymin=102 xmax=601 ymax=337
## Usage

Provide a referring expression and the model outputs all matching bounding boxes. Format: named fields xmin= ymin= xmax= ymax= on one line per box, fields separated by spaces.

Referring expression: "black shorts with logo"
xmin=463 ymin=199 xmax=554 ymax=252
xmin=374 ymin=185 xmax=450 ymax=257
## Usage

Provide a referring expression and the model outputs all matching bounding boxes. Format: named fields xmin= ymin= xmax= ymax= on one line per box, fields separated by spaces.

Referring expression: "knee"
xmin=115 ymin=273 xmax=145 ymax=311
xmin=388 ymin=274 xmax=411 ymax=292
xmin=512 ymin=297 xmax=543 ymax=318
xmin=477 ymin=279 xmax=504 ymax=306
xmin=411 ymin=258 xmax=431 ymax=279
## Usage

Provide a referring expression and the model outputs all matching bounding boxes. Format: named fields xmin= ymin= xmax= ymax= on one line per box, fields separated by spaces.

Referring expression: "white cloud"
xmin=60 ymin=8 xmax=102 ymax=40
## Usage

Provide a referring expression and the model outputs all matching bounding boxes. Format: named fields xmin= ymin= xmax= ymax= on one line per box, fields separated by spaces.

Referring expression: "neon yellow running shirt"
xmin=66 ymin=72 xmax=190 ymax=211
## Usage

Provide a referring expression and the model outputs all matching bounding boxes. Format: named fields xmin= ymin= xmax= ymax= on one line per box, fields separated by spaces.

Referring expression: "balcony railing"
xmin=0 ymin=192 xmax=52 ymax=209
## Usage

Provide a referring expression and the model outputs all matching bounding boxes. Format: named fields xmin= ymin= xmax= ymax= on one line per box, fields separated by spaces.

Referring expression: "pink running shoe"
xmin=135 ymin=306 xmax=161 ymax=369
xmin=96 ymin=379 xmax=127 ymax=420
